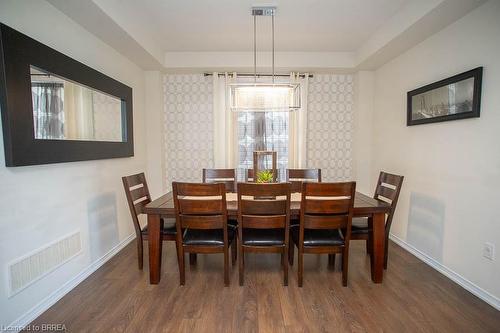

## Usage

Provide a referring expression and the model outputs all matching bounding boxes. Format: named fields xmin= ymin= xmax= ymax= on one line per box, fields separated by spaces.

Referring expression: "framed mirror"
xmin=0 ymin=23 xmax=133 ymax=166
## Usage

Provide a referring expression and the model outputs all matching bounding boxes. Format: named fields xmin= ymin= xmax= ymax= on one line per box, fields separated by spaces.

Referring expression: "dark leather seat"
xmin=351 ymin=217 xmax=370 ymax=235
xmin=141 ymin=218 xmax=177 ymax=236
xmin=183 ymin=228 xmax=235 ymax=246
xmin=242 ymin=228 xmax=285 ymax=246
xmin=291 ymin=227 xmax=345 ymax=247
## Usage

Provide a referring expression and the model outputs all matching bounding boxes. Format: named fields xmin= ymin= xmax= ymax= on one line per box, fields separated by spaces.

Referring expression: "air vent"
xmin=8 ymin=231 xmax=82 ymax=297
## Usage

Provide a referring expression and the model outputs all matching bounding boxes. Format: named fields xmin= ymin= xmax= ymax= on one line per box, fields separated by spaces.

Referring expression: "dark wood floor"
xmin=26 ymin=240 xmax=500 ymax=332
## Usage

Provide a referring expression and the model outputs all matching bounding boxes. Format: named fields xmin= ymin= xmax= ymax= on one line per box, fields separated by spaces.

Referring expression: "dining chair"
xmin=237 ymin=182 xmax=291 ymax=286
xmin=202 ymin=168 xmax=237 ymax=192
xmin=245 ymin=168 xmax=278 ymax=182
xmin=172 ymin=182 xmax=236 ymax=286
xmin=122 ymin=172 xmax=177 ymax=270
xmin=351 ymin=171 xmax=404 ymax=269
xmin=290 ymin=181 xmax=356 ymax=287
xmin=286 ymin=168 xmax=322 ymax=193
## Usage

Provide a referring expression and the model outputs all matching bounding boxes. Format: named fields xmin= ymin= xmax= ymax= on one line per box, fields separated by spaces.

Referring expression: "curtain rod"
xmin=203 ymin=72 xmax=313 ymax=78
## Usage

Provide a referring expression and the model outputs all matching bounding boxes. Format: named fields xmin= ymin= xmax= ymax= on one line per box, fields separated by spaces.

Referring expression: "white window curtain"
xmin=213 ymin=72 xmax=238 ymax=167
xmin=288 ymin=72 xmax=309 ymax=168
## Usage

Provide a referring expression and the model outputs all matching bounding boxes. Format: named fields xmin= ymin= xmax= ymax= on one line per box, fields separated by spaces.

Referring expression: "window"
xmin=237 ymin=111 xmax=288 ymax=180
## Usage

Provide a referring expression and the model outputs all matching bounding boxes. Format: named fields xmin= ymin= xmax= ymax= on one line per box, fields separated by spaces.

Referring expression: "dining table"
xmin=143 ymin=190 xmax=391 ymax=284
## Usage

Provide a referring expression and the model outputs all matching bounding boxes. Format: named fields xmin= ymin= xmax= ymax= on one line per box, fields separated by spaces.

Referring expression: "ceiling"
xmin=132 ymin=0 xmax=410 ymax=52
xmin=48 ymin=0 xmax=486 ymax=71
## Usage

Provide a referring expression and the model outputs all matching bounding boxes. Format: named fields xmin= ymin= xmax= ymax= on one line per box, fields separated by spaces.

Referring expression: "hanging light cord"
xmin=254 ymin=15 xmax=257 ymax=84
xmin=272 ymin=14 xmax=275 ymax=84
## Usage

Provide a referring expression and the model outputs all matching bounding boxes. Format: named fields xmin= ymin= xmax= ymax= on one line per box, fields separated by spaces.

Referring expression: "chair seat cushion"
xmin=291 ymin=227 xmax=345 ymax=247
xmin=183 ymin=228 xmax=235 ymax=246
xmin=242 ymin=228 xmax=285 ymax=246
xmin=351 ymin=217 xmax=370 ymax=234
xmin=141 ymin=218 xmax=177 ymax=236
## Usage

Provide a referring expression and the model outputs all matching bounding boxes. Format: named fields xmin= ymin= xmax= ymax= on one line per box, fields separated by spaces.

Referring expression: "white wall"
xmin=369 ymin=0 xmax=500 ymax=306
xmin=0 ymin=0 xmax=148 ymax=327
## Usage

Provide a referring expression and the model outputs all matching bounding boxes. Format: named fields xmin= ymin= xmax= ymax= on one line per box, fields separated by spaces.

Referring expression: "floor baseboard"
xmin=389 ymin=234 xmax=500 ymax=311
xmin=3 ymin=234 xmax=136 ymax=333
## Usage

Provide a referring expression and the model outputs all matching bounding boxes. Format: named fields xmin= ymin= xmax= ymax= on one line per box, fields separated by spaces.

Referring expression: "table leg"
xmin=148 ymin=214 xmax=162 ymax=284
xmin=371 ymin=212 xmax=385 ymax=283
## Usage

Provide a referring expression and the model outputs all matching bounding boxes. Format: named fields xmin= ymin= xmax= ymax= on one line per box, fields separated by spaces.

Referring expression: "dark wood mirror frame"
xmin=0 ymin=23 xmax=134 ymax=167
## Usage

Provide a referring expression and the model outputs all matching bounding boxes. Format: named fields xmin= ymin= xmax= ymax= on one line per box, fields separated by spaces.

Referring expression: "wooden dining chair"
xmin=351 ymin=171 xmax=404 ymax=269
xmin=237 ymin=182 xmax=291 ymax=286
xmin=202 ymin=168 xmax=237 ymax=192
xmin=172 ymin=182 xmax=236 ymax=286
xmin=290 ymin=181 xmax=356 ymax=287
xmin=286 ymin=168 xmax=322 ymax=193
xmin=122 ymin=172 xmax=177 ymax=270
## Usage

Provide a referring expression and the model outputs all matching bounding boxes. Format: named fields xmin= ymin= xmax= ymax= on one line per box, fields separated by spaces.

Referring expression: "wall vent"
xmin=8 ymin=231 xmax=82 ymax=297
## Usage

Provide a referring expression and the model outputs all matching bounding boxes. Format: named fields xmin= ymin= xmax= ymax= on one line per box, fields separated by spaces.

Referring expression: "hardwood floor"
xmin=25 ymin=240 xmax=500 ymax=332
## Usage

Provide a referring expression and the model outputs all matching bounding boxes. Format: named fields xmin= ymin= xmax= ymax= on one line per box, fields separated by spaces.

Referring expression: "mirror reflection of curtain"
xmin=31 ymin=82 xmax=65 ymax=139
xmin=64 ymin=82 xmax=95 ymax=140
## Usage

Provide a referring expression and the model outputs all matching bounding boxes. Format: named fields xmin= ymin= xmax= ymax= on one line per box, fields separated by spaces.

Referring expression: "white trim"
xmin=389 ymin=233 xmax=500 ymax=311
xmin=3 ymin=233 xmax=136 ymax=333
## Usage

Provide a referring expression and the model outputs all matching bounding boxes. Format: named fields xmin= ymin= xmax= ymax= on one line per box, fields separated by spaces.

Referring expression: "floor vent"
xmin=8 ymin=231 xmax=82 ymax=297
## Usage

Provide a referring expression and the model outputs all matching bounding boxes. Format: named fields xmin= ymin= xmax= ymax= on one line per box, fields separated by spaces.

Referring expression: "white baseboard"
xmin=4 ymin=234 xmax=136 ymax=333
xmin=389 ymin=234 xmax=500 ymax=311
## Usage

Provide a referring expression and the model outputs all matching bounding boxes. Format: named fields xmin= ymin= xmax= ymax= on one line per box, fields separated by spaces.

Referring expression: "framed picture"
xmin=407 ymin=67 xmax=482 ymax=126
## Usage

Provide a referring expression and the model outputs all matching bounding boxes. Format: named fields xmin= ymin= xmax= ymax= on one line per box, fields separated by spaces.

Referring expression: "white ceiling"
xmin=48 ymin=0 xmax=486 ymax=70
xmin=127 ymin=0 xmax=410 ymax=52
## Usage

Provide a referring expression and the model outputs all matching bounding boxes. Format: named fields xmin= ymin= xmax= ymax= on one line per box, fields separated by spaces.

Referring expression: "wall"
xmin=162 ymin=74 xmax=354 ymax=185
xmin=370 ymin=0 xmax=500 ymax=307
xmin=0 ymin=0 xmax=147 ymax=328
xmin=307 ymin=74 xmax=354 ymax=181
xmin=163 ymin=74 xmax=214 ymax=189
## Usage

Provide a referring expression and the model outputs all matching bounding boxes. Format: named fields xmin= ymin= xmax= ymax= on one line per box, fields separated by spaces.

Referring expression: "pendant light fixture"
xmin=229 ymin=7 xmax=301 ymax=112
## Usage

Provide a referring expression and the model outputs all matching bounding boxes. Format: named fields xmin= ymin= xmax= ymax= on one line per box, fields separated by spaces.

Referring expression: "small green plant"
xmin=256 ymin=170 xmax=274 ymax=183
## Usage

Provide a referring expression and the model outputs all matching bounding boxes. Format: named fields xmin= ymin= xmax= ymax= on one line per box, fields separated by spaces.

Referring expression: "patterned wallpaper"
xmin=162 ymin=73 xmax=354 ymax=186
xmin=307 ymin=74 xmax=354 ymax=181
xmin=93 ymin=92 xmax=123 ymax=141
xmin=163 ymin=74 xmax=213 ymax=188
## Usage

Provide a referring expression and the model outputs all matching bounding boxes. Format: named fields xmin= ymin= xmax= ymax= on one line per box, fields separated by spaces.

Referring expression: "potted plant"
xmin=256 ymin=170 xmax=274 ymax=183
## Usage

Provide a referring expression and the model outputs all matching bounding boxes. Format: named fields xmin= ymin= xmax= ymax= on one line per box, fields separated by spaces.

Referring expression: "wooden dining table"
xmin=144 ymin=191 xmax=391 ymax=285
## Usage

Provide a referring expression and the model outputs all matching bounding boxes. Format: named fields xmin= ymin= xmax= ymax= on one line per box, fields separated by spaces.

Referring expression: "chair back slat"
xmin=202 ymin=168 xmax=237 ymax=192
xmin=300 ymin=182 xmax=356 ymax=231
xmin=173 ymin=182 xmax=227 ymax=231
xmin=286 ymin=168 xmax=321 ymax=192
xmin=376 ymin=185 xmax=396 ymax=201
xmin=180 ymin=215 xmax=224 ymax=229
xmin=178 ymin=198 xmax=224 ymax=215
xmin=379 ymin=172 xmax=402 ymax=186
xmin=304 ymin=215 xmax=348 ymax=229
xmin=122 ymin=173 xmax=151 ymax=236
xmin=241 ymin=215 xmax=287 ymax=229
xmin=237 ymin=182 xmax=290 ymax=229
xmin=129 ymin=185 xmax=149 ymax=202
xmin=240 ymin=199 xmax=287 ymax=215
xmin=303 ymin=198 xmax=352 ymax=215
xmin=175 ymin=182 xmax=225 ymax=197
xmin=124 ymin=173 xmax=146 ymax=188
xmin=302 ymin=182 xmax=354 ymax=197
